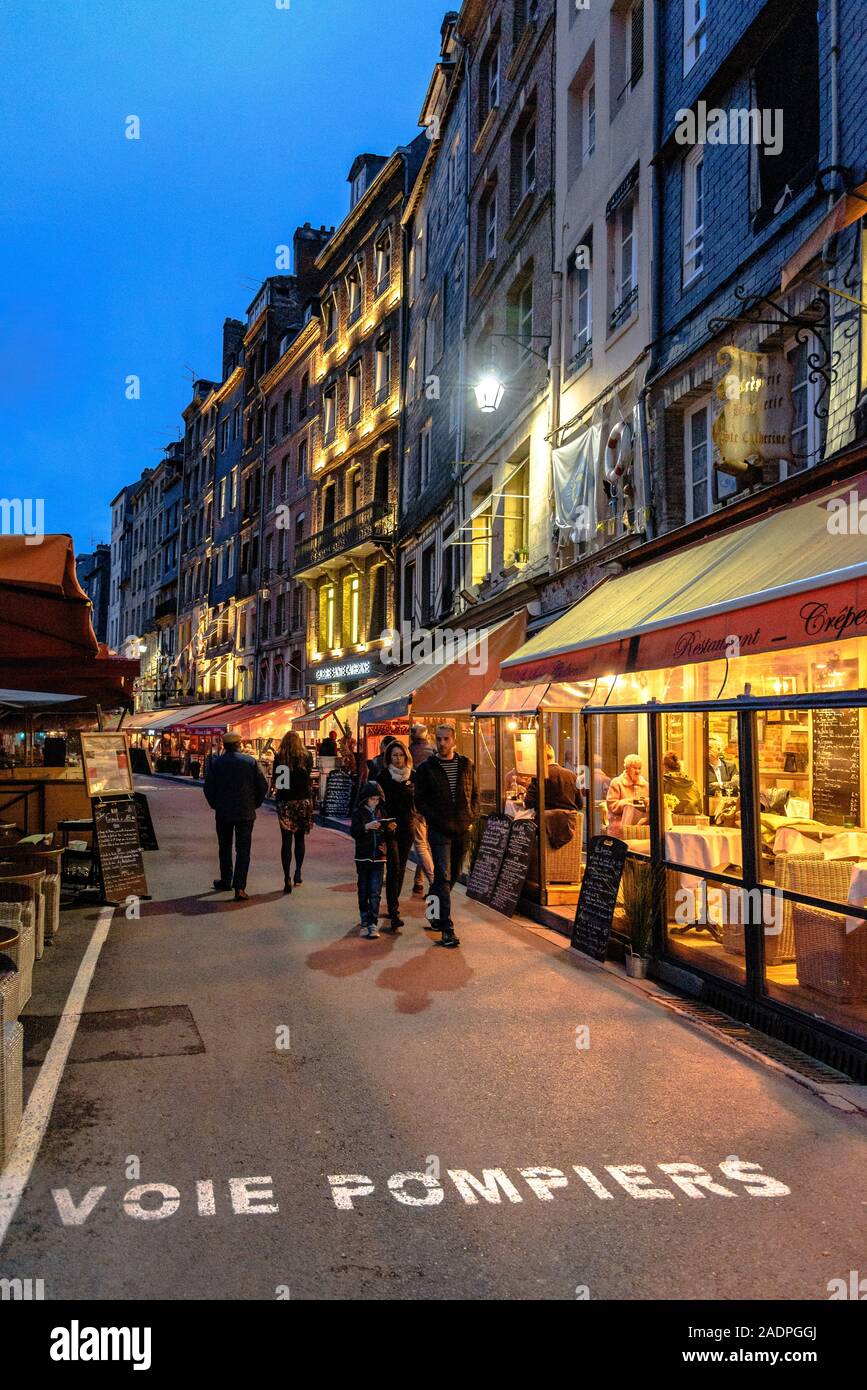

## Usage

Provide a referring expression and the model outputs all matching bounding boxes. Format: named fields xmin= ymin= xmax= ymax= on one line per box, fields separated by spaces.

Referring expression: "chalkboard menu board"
xmin=92 ymin=797 xmax=149 ymax=905
xmin=467 ymin=816 xmax=512 ymax=902
xmin=322 ymin=769 xmax=353 ymax=817
xmin=812 ymin=708 xmax=861 ymax=827
xmin=572 ymin=835 xmax=629 ymax=961
xmin=133 ymin=792 xmax=159 ymax=851
xmin=490 ymin=819 xmax=537 ymax=918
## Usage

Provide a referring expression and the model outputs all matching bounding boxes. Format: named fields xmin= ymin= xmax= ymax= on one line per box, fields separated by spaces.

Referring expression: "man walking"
xmin=203 ymin=730 xmax=269 ymax=901
xmin=413 ymin=723 xmax=479 ymax=948
xmin=409 ymin=722 xmax=434 ymax=895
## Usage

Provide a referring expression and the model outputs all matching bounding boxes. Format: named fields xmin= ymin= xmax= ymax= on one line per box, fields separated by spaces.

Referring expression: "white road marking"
xmin=0 ymin=904 xmax=114 ymax=1248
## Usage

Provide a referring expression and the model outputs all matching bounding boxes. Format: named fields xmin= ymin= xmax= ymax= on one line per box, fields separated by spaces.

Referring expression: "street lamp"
xmin=472 ymin=333 xmax=550 ymax=413
xmin=474 ymin=373 xmax=506 ymax=413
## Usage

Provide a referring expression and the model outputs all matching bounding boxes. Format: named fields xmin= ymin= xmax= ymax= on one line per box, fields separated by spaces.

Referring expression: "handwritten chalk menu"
xmin=133 ymin=792 xmax=159 ymax=851
xmin=572 ymin=835 xmax=629 ymax=961
xmin=92 ymin=797 xmax=148 ymax=905
xmin=322 ymin=769 xmax=353 ymax=817
xmin=466 ymin=816 xmax=512 ymax=903
xmin=490 ymin=819 xmax=537 ymax=918
xmin=812 ymin=708 xmax=861 ymax=826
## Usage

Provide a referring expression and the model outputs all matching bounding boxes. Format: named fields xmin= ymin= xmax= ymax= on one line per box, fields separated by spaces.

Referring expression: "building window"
xmin=322 ymin=584 xmax=335 ymax=648
xmin=368 ymin=565 xmax=387 ymax=640
xmin=684 ymin=0 xmax=707 ymax=74
xmin=403 ymin=561 xmax=415 ymax=623
xmin=407 ymin=354 xmax=417 ymax=402
xmin=583 ymin=79 xmax=596 ymax=166
xmin=615 ymin=0 xmax=645 ymax=110
xmin=232 ymin=404 xmax=241 ymax=439
xmin=503 ymin=460 xmax=529 ymax=564
xmin=269 ymin=404 xmax=279 ymax=442
xmin=348 ymin=574 xmax=360 ymax=644
xmin=346 ymin=265 xmax=363 ymax=326
xmin=347 ymin=361 xmax=362 ymax=426
xmin=480 ymin=182 xmax=497 ymax=265
xmin=568 ymin=237 xmax=592 ymax=374
xmin=682 ymin=146 xmax=704 ymax=285
xmin=685 ymin=397 xmax=736 ymax=520
xmin=785 ymin=341 xmax=824 ymax=475
xmin=349 ymin=468 xmax=362 ymax=514
xmin=374 ymin=231 xmax=392 ymax=296
xmin=480 ymin=36 xmax=500 ymax=125
xmin=282 ymin=390 xmax=292 ymax=434
xmin=226 ymin=538 xmax=234 ymax=579
xmin=218 ymin=478 xmax=227 ymax=519
xmin=220 ymin=417 xmax=229 ymax=452
xmin=230 ymin=466 xmax=238 ymax=509
xmin=753 ymin=8 xmax=819 ymax=222
xmin=281 ymin=454 xmax=290 ymax=496
xmin=471 ymin=487 xmax=492 ymax=586
xmin=323 ymin=295 xmax=338 ymax=349
xmin=419 ymin=421 xmax=432 ymax=492
xmin=421 ymin=545 xmax=435 ymax=625
xmin=610 ymin=192 xmax=637 ymax=331
xmin=299 ymin=373 xmax=309 ymax=417
xmin=517 ymin=280 xmax=533 ymax=363
xmin=297 ymin=437 xmax=308 ymax=482
xmin=519 ymin=117 xmax=536 ymax=201
xmin=424 ymin=303 xmax=437 ymax=380
xmin=322 ymin=483 xmax=336 ymax=531
xmin=267 ymin=466 xmax=276 ymax=510
xmin=294 ymin=513 xmax=305 ymax=561
xmin=447 ymin=135 xmax=461 ymax=202
xmin=322 ymin=386 xmax=336 ymax=444
xmin=291 ymin=586 xmax=303 ymax=631
xmin=374 ymin=334 xmax=391 ymax=403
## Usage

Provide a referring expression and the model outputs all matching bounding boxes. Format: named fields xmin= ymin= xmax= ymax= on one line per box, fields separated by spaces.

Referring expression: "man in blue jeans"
xmin=413 ymin=724 xmax=479 ymax=948
xmin=203 ymin=731 xmax=269 ymax=900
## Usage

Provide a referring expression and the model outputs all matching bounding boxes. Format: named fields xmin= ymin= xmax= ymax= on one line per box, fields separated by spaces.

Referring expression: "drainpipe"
xmin=252 ymin=382 xmax=268 ymax=702
xmin=548 ymin=266 xmax=563 ymax=574
xmin=455 ymin=34 xmax=472 ymax=608
xmin=637 ymin=0 xmax=665 ymax=542
xmin=829 ymin=0 xmax=840 ymax=208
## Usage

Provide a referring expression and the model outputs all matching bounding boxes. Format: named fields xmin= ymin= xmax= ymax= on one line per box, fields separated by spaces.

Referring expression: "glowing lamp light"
xmin=474 ymin=374 xmax=505 ymax=413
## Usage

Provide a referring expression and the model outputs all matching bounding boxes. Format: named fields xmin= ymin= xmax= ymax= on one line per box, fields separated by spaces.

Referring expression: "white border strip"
xmin=0 ymin=905 xmax=114 ymax=1248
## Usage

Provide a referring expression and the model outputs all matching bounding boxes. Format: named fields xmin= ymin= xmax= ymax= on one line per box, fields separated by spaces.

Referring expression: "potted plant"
xmin=621 ymin=859 xmax=664 ymax=978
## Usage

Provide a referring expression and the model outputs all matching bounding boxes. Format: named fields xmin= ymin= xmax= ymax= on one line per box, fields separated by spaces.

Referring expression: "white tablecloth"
xmin=774 ymin=826 xmax=867 ymax=859
xmin=845 ymin=861 xmax=867 ymax=937
xmin=664 ymin=827 xmax=742 ymax=873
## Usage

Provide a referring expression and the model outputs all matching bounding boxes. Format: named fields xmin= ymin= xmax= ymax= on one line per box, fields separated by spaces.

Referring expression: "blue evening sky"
xmin=1 ymin=0 xmax=446 ymax=550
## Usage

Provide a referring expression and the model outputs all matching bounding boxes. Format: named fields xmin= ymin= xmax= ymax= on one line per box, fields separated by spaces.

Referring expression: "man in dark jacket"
xmin=525 ymin=744 xmax=583 ymax=812
xmin=203 ymin=730 xmax=269 ymax=900
xmin=413 ymin=723 xmax=479 ymax=948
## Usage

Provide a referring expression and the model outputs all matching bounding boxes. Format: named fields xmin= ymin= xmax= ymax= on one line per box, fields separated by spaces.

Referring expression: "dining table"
xmin=845 ymin=861 xmax=867 ymax=938
xmin=773 ymin=825 xmax=867 ymax=860
xmin=627 ymin=826 xmax=743 ymax=942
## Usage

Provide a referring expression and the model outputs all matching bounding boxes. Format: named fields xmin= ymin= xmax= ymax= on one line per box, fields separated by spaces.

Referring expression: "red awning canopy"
xmin=0 ymin=537 xmax=138 ymax=706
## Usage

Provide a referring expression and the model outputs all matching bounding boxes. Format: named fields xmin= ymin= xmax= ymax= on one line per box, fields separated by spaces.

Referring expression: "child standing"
xmin=351 ymin=781 xmax=389 ymax=938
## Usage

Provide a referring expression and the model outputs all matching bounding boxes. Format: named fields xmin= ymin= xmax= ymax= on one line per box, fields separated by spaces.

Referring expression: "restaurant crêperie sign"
xmin=712 ymin=346 xmax=793 ymax=475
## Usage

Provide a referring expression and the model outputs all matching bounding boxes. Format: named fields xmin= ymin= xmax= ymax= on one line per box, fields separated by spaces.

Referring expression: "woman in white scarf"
xmin=376 ymin=740 xmax=416 ymax=930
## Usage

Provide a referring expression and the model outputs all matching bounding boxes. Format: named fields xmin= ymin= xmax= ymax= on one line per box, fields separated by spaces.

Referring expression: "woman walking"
xmin=376 ymin=739 xmax=419 ymax=932
xmin=271 ymin=731 xmax=314 ymax=893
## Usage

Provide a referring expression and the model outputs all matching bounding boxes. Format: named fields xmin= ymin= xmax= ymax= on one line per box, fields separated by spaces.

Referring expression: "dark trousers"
xmin=428 ymin=829 xmax=463 ymax=932
xmin=216 ymin=817 xmax=253 ymax=890
xmin=279 ymin=828 xmax=307 ymax=882
xmin=384 ymin=830 xmax=412 ymax=921
xmin=356 ymin=859 xmax=385 ymax=927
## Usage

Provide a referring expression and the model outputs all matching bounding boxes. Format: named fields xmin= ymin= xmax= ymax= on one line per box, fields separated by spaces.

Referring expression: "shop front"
xmin=483 ymin=476 xmax=867 ymax=1074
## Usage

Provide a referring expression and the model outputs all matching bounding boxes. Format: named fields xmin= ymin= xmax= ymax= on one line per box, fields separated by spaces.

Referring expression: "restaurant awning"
xmin=0 ymin=688 xmax=84 ymax=710
xmin=781 ymin=181 xmax=867 ymax=292
xmin=294 ymin=673 xmax=401 ymax=733
xmin=359 ymin=611 xmax=528 ymax=724
xmin=120 ymin=704 xmax=225 ymax=733
xmin=502 ymin=475 xmax=867 ymax=685
xmin=0 ymin=538 xmax=138 ymax=706
xmin=474 ymin=680 xmax=596 ymax=717
xmin=174 ymin=703 xmax=248 ymax=734
xmin=224 ymin=700 xmax=307 ymax=740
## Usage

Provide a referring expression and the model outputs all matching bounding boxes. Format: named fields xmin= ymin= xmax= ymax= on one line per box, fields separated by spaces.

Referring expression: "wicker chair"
xmin=545 ymin=813 xmax=585 ymax=883
xmin=721 ymin=853 xmax=824 ymax=965
xmin=672 ymin=814 xmax=700 ymax=826
xmin=2 ymin=849 xmax=62 ymax=941
xmin=0 ymin=867 xmax=46 ymax=958
xmin=1 ymin=1020 xmax=24 ymax=1165
xmin=0 ymin=884 xmax=37 ymax=1013
xmin=788 ymin=858 xmax=867 ymax=1001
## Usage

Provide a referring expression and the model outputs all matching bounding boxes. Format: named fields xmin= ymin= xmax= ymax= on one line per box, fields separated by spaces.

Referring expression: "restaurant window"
xmin=682 ymin=146 xmax=704 ymax=285
xmin=476 ymin=717 xmax=499 ymax=820
xmin=683 ymin=0 xmax=707 ymax=75
xmin=470 ymin=485 xmax=492 ymax=585
xmin=684 ymin=396 xmax=736 ymax=520
xmin=753 ymin=8 xmax=819 ymax=223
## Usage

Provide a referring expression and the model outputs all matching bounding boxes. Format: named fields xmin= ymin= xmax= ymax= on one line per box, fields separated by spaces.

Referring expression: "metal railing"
xmin=295 ymin=498 xmax=395 ymax=571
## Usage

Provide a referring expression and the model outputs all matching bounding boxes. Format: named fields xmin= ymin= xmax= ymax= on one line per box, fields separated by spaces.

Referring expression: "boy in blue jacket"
xmin=351 ymin=781 xmax=392 ymax=938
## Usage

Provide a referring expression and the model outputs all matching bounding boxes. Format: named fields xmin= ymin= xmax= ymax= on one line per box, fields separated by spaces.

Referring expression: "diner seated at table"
xmin=606 ymin=754 xmax=649 ymax=836
xmin=662 ymin=752 xmax=703 ymax=816
xmin=706 ymin=735 xmax=738 ymax=812
xmin=525 ymin=745 xmax=584 ymax=813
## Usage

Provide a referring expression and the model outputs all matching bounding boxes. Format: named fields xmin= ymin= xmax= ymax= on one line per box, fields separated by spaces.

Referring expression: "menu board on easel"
xmin=489 ymin=819 xmax=536 ymax=917
xmin=572 ymin=835 xmax=628 ymax=961
xmin=812 ymin=708 xmax=861 ymax=826
xmin=81 ymin=732 xmax=134 ymax=798
xmin=466 ymin=816 xmax=512 ymax=902
xmin=92 ymin=796 xmax=149 ymax=905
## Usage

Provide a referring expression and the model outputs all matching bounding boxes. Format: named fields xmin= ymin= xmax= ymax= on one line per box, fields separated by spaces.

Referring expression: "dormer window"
xmin=346 ymin=264 xmax=363 ymax=326
xmin=351 ymin=169 xmax=366 ymax=208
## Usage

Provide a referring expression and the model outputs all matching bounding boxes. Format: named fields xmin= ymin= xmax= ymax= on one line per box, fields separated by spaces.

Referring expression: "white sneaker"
xmin=364 ymin=927 xmax=380 ymax=939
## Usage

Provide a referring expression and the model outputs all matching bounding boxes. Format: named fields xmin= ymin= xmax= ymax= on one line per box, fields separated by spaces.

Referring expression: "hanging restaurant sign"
xmin=711 ymin=346 xmax=793 ymax=476
xmin=311 ymin=655 xmax=378 ymax=684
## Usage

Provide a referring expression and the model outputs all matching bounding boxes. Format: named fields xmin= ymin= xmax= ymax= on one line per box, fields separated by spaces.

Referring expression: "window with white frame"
xmin=374 ymin=231 xmax=392 ymax=295
xmin=568 ymin=238 xmax=592 ymax=372
xmin=482 ymin=183 xmax=497 ymax=263
xmin=610 ymin=191 xmax=638 ymax=330
xmin=481 ymin=39 xmax=500 ymax=123
xmin=447 ymin=135 xmax=461 ymax=202
xmin=517 ymin=279 xmax=534 ymax=363
xmin=684 ymin=0 xmax=707 ymax=74
xmin=407 ymin=352 xmax=417 ymax=402
xmin=419 ymin=421 xmax=432 ymax=492
xmin=424 ymin=301 xmax=437 ymax=378
xmin=684 ymin=397 xmax=737 ymax=520
xmin=583 ymin=79 xmax=596 ymax=165
xmin=225 ymin=538 xmax=234 ymax=579
xmin=784 ymin=340 xmax=823 ymax=475
xmin=323 ymin=294 xmax=338 ymax=348
xmin=520 ymin=117 xmax=536 ymax=199
xmin=374 ymin=334 xmax=391 ymax=403
xmin=322 ymin=386 xmax=336 ymax=443
xmin=218 ymin=477 xmax=227 ymax=519
xmin=682 ymin=146 xmax=704 ymax=284
xmin=230 ymin=466 xmax=238 ymax=509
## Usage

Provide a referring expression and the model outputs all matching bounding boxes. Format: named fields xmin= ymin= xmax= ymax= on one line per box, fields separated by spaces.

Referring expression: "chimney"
xmin=293 ymin=223 xmax=333 ymax=293
xmin=222 ymin=318 xmax=245 ymax=379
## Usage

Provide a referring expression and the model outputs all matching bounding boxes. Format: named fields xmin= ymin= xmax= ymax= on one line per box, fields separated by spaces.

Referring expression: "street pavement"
xmin=1 ymin=775 xmax=866 ymax=1301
